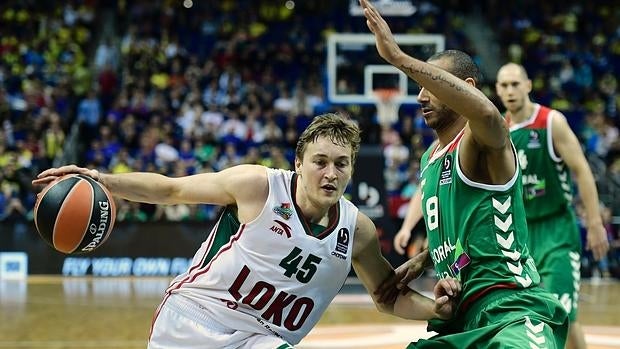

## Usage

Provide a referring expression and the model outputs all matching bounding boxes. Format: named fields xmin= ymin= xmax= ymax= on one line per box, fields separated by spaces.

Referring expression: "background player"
xmin=393 ymin=189 xmax=426 ymax=256
xmin=33 ymin=113 xmax=460 ymax=348
xmin=496 ymin=62 xmax=610 ymax=349
xmin=360 ymin=0 xmax=568 ymax=347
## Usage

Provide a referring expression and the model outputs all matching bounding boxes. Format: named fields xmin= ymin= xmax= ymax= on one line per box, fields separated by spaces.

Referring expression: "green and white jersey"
xmin=420 ymin=129 xmax=539 ymax=312
xmin=508 ymin=104 xmax=573 ymax=220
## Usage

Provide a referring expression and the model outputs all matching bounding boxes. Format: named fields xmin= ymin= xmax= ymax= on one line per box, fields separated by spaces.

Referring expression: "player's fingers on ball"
xmin=32 ymin=177 xmax=56 ymax=185
xmin=37 ymin=168 xmax=56 ymax=178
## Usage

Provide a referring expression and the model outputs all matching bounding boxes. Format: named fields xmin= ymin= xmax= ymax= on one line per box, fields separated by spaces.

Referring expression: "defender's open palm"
xmin=32 ymin=165 xmax=100 ymax=187
xmin=359 ymin=0 xmax=402 ymax=64
xmin=434 ymin=277 xmax=461 ymax=320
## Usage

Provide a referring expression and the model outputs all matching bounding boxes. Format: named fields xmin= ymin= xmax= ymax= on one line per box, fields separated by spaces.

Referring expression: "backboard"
xmin=348 ymin=0 xmax=417 ymax=17
xmin=326 ymin=33 xmax=445 ymax=106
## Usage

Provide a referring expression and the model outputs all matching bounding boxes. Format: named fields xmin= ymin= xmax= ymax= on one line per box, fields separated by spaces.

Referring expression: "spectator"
xmin=77 ymin=89 xmax=102 ymax=142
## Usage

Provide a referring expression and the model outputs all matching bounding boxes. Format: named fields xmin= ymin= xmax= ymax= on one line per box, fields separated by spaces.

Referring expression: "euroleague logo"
xmin=331 ymin=228 xmax=350 ymax=260
xmin=81 ymin=200 xmax=111 ymax=252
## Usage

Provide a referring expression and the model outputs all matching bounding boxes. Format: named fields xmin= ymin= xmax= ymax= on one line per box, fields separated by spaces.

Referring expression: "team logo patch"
xmin=527 ymin=130 xmax=541 ymax=149
xmin=439 ymin=154 xmax=452 ymax=186
xmin=270 ymin=220 xmax=292 ymax=238
xmin=273 ymin=203 xmax=293 ymax=220
xmin=450 ymin=252 xmax=471 ymax=276
xmin=331 ymin=228 xmax=350 ymax=260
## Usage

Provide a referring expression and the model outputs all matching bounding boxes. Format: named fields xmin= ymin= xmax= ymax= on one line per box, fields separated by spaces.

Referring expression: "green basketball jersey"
xmin=419 ymin=130 xmax=540 ymax=314
xmin=508 ymin=104 xmax=573 ymax=220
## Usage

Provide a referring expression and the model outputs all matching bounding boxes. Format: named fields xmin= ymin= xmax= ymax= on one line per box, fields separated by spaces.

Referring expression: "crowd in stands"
xmin=1 ymin=0 xmax=619 ymax=275
xmin=1 ymin=0 xmax=466 ymax=223
xmin=0 ymin=0 xmax=97 ymax=222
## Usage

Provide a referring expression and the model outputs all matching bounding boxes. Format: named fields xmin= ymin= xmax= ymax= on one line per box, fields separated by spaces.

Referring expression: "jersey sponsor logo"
xmin=522 ymin=174 xmax=546 ymax=200
xmin=439 ymin=155 xmax=452 ymax=186
xmin=271 ymin=220 xmax=292 ymax=238
xmin=527 ymin=130 xmax=541 ymax=149
xmin=228 ymin=265 xmax=315 ymax=332
xmin=430 ymin=237 xmax=456 ymax=265
xmin=525 ymin=182 xmax=546 ymax=200
xmin=273 ymin=203 xmax=293 ymax=220
xmin=522 ymin=174 xmax=540 ymax=185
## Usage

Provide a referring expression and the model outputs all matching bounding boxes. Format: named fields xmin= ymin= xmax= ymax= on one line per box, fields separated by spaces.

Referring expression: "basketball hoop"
xmin=373 ymin=88 xmax=401 ymax=127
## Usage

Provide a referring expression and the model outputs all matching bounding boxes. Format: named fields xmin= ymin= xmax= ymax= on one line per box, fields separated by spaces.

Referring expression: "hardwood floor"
xmin=0 ymin=276 xmax=618 ymax=348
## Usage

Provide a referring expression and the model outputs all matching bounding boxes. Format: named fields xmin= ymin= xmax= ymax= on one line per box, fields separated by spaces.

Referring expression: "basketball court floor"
xmin=1 ymin=276 xmax=618 ymax=348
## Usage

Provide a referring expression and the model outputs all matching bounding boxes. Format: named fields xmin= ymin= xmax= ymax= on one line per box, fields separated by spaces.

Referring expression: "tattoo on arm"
xmin=399 ymin=63 xmax=469 ymax=94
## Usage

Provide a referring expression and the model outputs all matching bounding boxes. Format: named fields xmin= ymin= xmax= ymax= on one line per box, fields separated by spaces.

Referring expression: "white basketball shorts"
xmin=148 ymin=294 xmax=294 ymax=349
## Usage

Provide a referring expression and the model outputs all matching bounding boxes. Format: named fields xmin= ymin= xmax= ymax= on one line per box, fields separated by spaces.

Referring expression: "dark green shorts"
xmin=407 ymin=288 xmax=568 ymax=349
xmin=528 ymin=210 xmax=581 ymax=321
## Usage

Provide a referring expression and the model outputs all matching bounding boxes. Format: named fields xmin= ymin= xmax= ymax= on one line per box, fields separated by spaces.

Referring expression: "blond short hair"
xmin=295 ymin=113 xmax=361 ymax=165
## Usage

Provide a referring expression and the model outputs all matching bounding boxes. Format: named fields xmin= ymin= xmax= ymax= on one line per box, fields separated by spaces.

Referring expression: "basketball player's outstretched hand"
xmin=359 ymin=0 xmax=402 ymax=64
xmin=587 ymin=223 xmax=610 ymax=261
xmin=434 ymin=277 xmax=461 ymax=320
xmin=32 ymin=165 xmax=100 ymax=186
xmin=393 ymin=228 xmax=411 ymax=255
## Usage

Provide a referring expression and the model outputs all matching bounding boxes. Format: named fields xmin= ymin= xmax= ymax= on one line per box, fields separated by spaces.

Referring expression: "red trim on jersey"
xmin=291 ymin=173 xmax=341 ymax=239
xmin=429 ymin=128 xmax=466 ymax=159
xmin=447 ymin=129 xmax=466 ymax=152
xmin=316 ymin=204 xmax=340 ymax=239
xmin=180 ymin=223 xmax=247 ymax=286
xmin=164 ymin=220 xmax=221 ymax=294
xmin=529 ymin=105 xmax=551 ymax=129
xmin=429 ymin=142 xmax=442 ymax=159
xmin=149 ymin=224 xmax=247 ymax=340
xmin=459 ymin=282 xmax=518 ymax=313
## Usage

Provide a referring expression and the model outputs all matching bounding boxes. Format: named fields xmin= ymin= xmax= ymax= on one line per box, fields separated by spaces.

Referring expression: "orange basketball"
xmin=34 ymin=174 xmax=116 ymax=254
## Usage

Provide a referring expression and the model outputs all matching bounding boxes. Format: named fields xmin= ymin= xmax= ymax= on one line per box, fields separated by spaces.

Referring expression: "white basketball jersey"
xmin=160 ymin=169 xmax=358 ymax=345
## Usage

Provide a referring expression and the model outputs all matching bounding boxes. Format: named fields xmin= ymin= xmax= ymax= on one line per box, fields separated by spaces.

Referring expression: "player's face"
xmin=495 ymin=67 xmax=532 ymax=114
xmin=416 ymin=58 xmax=460 ymax=130
xmin=295 ymin=136 xmax=353 ymax=208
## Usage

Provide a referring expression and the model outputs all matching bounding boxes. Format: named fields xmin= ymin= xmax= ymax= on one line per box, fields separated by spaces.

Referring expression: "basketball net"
xmin=373 ymin=88 xmax=401 ymax=127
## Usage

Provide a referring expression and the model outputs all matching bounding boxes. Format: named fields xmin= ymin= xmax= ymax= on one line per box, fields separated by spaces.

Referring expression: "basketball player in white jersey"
xmin=33 ymin=113 xmax=460 ymax=348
